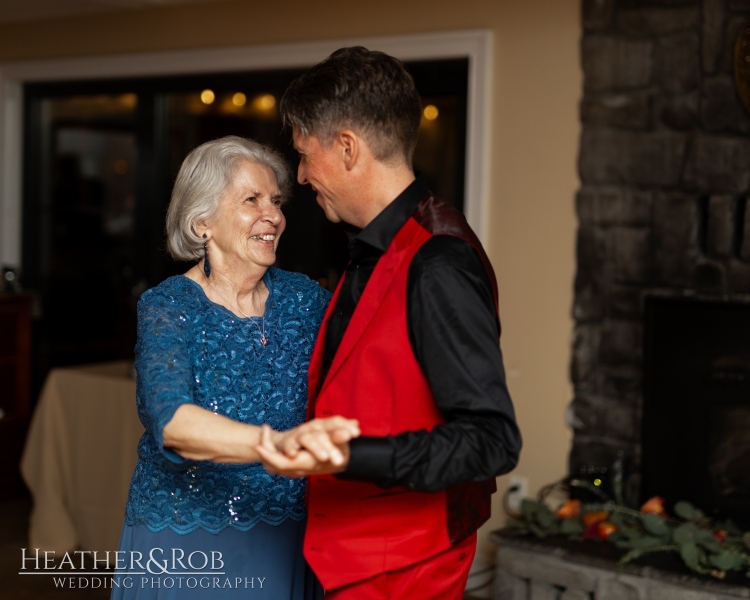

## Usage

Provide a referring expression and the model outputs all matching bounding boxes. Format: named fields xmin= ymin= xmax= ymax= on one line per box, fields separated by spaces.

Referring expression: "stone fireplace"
xmin=569 ymin=0 xmax=750 ymax=516
xmin=487 ymin=2 xmax=750 ymax=598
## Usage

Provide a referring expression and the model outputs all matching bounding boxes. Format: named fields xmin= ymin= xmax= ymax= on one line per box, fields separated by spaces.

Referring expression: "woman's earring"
xmin=203 ymin=233 xmax=211 ymax=278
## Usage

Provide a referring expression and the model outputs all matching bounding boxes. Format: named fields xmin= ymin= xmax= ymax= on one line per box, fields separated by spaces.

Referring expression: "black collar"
xmin=347 ymin=176 xmax=428 ymax=262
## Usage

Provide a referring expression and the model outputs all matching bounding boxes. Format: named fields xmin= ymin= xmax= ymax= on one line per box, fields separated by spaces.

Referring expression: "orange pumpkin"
xmin=556 ymin=499 xmax=581 ymax=519
xmin=596 ymin=521 xmax=618 ymax=540
xmin=581 ymin=510 xmax=609 ymax=528
xmin=640 ymin=496 xmax=665 ymax=515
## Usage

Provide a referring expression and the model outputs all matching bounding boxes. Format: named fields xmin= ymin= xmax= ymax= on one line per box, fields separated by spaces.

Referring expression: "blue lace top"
xmin=124 ymin=268 xmax=330 ymax=534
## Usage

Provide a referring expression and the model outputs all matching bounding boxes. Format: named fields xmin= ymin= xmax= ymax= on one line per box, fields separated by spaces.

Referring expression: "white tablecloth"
xmin=20 ymin=361 xmax=143 ymax=554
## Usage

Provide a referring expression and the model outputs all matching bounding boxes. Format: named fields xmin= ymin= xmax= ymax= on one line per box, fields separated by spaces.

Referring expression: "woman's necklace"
xmin=206 ymin=279 xmax=268 ymax=347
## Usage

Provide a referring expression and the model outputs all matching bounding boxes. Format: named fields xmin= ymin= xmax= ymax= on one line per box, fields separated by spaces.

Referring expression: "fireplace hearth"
xmin=491 ymin=532 xmax=750 ymax=600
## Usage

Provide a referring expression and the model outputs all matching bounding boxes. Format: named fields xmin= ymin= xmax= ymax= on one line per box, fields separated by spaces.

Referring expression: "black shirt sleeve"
xmin=340 ymin=236 xmax=522 ymax=491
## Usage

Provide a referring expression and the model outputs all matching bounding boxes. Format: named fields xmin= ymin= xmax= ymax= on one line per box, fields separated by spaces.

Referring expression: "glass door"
xmin=23 ymin=92 xmax=139 ymax=379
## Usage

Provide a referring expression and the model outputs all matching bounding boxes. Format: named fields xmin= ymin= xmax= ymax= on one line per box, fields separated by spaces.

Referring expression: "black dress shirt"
xmin=324 ymin=177 xmax=521 ymax=492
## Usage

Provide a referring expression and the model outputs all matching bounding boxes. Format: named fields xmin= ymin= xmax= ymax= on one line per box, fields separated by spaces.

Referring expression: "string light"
xmin=200 ymin=89 xmax=215 ymax=105
xmin=423 ymin=105 xmax=439 ymax=120
xmin=254 ymin=94 xmax=276 ymax=112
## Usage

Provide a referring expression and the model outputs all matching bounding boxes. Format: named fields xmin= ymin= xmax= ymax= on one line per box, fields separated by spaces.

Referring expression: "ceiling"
xmin=0 ymin=0 xmax=224 ymax=24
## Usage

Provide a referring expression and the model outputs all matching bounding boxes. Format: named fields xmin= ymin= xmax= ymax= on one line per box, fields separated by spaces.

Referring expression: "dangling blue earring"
xmin=203 ymin=233 xmax=211 ymax=278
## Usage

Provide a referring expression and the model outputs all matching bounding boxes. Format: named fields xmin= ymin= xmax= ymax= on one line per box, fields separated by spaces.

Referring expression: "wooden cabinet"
xmin=0 ymin=293 xmax=33 ymax=499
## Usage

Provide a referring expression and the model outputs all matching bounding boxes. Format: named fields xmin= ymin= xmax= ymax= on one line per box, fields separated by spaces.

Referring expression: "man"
xmin=256 ymin=46 xmax=522 ymax=599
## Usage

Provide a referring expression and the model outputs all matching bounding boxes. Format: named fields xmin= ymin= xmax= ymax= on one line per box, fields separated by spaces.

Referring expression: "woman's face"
xmin=206 ymin=160 xmax=286 ymax=273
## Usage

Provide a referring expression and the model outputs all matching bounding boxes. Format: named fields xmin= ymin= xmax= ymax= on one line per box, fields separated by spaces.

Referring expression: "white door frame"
xmin=0 ymin=29 xmax=492 ymax=269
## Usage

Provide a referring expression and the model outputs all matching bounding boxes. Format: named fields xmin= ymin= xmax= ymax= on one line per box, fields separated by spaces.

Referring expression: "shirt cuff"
xmin=337 ymin=436 xmax=395 ymax=486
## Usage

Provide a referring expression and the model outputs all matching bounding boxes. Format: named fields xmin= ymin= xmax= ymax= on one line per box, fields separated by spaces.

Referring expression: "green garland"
xmin=505 ymin=484 xmax=750 ymax=580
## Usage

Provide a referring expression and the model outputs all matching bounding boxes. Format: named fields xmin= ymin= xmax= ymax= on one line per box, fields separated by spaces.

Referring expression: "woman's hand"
xmin=271 ymin=416 xmax=359 ymax=466
xmin=257 ymin=424 xmax=352 ymax=478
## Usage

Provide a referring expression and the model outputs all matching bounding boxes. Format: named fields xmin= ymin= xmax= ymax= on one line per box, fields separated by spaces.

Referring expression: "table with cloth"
xmin=20 ymin=360 xmax=143 ymax=555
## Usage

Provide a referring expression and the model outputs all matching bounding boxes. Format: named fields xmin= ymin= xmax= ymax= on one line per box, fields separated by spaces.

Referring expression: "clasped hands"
xmin=256 ymin=416 xmax=360 ymax=478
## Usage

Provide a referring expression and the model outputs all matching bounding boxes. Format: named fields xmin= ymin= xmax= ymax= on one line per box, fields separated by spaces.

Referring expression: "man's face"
xmin=292 ymin=127 xmax=349 ymax=224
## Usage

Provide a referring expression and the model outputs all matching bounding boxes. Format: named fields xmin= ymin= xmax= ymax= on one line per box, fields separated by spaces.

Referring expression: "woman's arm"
xmin=163 ymin=404 xmax=265 ymax=463
xmin=164 ymin=404 xmax=359 ymax=464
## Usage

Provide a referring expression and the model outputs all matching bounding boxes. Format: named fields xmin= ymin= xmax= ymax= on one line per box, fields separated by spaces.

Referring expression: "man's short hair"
xmin=280 ymin=46 xmax=422 ymax=165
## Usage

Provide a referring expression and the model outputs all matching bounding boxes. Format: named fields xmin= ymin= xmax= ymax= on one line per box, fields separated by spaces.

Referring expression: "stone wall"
xmin=491 ymin=534 xmax=750 ymax=600
xmin=571 ymin=0 xmax=750 ymax=499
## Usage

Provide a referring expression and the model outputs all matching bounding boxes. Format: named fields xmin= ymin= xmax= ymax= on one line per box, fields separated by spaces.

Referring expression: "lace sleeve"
xmin=134 ymin=288 xmax=195 ymax=464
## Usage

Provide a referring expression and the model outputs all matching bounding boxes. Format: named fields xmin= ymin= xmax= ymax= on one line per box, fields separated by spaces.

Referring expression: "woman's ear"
xmin=194 ymin=219 xmax=210 ymax=241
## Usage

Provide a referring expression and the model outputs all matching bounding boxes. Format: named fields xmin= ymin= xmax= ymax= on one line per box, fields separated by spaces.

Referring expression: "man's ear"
xmin=338 ymin=130 xmax=360 ymax=171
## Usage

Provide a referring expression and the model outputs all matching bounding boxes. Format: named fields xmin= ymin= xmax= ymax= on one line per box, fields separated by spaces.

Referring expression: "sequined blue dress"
xmin=112 ymin=269 xmax=329 ymax=599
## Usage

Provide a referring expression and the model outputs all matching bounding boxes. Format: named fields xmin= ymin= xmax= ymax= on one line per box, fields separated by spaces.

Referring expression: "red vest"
xmin=304 ymin=194 xmax=497 ymax=590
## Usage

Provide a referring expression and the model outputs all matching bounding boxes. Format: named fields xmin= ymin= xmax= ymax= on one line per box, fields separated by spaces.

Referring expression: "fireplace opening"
xmin=641 ymin=295 xmax=750 ymax=528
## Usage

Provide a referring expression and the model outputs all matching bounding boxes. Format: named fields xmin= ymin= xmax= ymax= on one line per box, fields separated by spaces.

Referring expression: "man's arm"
xmin=340 ymin=235 xmax=522 ymax=491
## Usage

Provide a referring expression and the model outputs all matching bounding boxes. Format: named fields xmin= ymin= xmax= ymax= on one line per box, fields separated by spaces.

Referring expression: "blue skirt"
xmin=111 ymin=520 xmax=323 ymax=600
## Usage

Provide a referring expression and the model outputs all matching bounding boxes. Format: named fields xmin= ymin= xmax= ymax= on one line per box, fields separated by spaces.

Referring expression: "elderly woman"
xmin=112 ymin=136 xmax=357 ymax=600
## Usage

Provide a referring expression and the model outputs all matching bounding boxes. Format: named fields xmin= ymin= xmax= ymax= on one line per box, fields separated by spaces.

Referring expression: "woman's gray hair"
xmin=166 ymin=135 xmax=292 ymax=261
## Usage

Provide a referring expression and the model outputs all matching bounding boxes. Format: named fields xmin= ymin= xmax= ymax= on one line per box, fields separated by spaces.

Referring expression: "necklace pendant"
xmin=260 ymin=335 xmax=268 ymax=347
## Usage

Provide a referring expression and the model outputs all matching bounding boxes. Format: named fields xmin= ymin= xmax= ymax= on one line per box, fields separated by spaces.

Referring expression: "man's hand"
xmin=258 ymin=424 xmax=351 ymax=478
xmin=271 ymin=416 xmax=359 ymax=466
